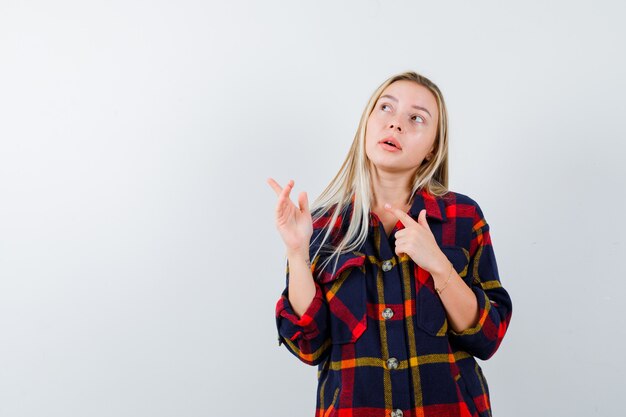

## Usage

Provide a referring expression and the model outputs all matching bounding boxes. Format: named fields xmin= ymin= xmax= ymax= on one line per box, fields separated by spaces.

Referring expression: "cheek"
xmin=370 ymin=112 xmax=385 ymax=125
xmin=366 ymin=114 xmax=384 ymax=136
xmin=426 ymin=121 xmax=439 ymax=138
xmin=365 ymin=119 xmax=377 ymax=144
xmin=414 ymin=124 xmax=437 ymax=145
xmin=426 ymin=129 xmax=438 ymax=151
xmin=364 ymin=127 xmax=378 ymax=158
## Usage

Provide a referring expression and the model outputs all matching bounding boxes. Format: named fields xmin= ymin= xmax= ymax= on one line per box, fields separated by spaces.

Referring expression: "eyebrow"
xmin=378 ymin=94 xmax=432 ymax=118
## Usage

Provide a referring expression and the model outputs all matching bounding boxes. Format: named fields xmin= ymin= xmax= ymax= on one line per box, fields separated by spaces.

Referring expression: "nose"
xmin=389 ymin=118 xmax=402 ymax=132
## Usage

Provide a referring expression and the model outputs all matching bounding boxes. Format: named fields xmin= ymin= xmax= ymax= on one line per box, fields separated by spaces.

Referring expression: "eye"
xmin=380 ymin=103 xmax=391 ymax=111
xmin=411 ymin=114 xmax=425 ymax=123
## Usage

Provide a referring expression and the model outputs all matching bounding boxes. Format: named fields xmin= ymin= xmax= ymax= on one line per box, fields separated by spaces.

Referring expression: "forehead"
xmin=378 ymin=80 xmax=438 ymax=111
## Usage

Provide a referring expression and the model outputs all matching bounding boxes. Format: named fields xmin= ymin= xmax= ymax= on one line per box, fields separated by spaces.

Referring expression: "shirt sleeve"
xmin=447 ymin=202 xmax=513 ymax=360
xmin=275 ymin=230 xmax=332 ymax=366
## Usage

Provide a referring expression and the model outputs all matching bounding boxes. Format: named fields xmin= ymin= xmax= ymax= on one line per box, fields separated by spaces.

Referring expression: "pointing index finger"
xmin=384 ymin=203 xmax=418 ymax=227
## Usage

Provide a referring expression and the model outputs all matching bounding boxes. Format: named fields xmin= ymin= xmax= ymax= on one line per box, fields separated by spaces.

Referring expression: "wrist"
xmin=430 ymin=252 xmax=451 ymax=281
xmin=286 ymin=247 xmax=310 ymax=261
xmin=287 ymin=250 xmax=311 ymax=271
xmin=433 ymin=261 xmax=453 ymax=295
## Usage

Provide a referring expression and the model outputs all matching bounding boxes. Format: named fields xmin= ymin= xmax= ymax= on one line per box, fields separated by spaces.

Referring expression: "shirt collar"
xmin=408 ymin=187 xmax=447 ymax=222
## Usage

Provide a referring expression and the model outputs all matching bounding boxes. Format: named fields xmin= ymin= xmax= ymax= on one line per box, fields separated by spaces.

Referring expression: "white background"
xmin=1 ymin=1 xmax=624 ymax=416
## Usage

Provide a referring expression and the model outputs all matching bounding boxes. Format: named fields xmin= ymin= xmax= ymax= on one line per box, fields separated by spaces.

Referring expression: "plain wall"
xmin=1 ymin=0 xmax=624 ymax=416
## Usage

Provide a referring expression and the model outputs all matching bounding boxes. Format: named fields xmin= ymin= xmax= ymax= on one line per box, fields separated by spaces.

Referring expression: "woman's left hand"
xmin=384 ymin=204 xmax=449 ymax=275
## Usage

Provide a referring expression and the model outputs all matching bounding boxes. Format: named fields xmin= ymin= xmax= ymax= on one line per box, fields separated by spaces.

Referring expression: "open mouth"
xmin=379 ymin=137 xmax=402 ymax=150
xmin=379 ymin=141 xmax=401 ymax=151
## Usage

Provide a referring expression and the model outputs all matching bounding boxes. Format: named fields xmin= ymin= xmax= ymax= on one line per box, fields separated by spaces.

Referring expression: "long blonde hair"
xmin=308 ymin=71 xmax=451 ymax=279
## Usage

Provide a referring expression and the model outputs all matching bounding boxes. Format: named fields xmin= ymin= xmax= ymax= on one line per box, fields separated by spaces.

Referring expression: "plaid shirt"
xmin=275 ymin=188 xmax=513 ymax=417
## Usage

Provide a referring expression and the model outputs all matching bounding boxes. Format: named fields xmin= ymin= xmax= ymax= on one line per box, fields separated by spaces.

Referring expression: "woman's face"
xmin=365 ymin=80 xmax=439 ymax=174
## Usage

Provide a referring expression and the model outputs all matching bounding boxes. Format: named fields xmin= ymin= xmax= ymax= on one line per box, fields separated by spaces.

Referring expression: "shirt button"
xmin=386 ymin=357 xmax=399 ymax=370
xmin=391 ymin=409 xmax=403 ymax=417
xmin=381 ymin=307 xmax=394 ymax=320
xmin=382 ymin=260 xmax=393 ymax=272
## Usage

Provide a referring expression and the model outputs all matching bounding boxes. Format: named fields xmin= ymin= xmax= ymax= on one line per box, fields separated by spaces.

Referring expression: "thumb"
xmin=418 ymin=209 xmax=430 ymax=229
xmin=299 ymin=191 xmax=310 ymax=216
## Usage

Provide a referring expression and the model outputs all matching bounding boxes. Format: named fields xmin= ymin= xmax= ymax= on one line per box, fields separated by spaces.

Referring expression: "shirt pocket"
xmin=416 ymin=245 xmax=470 ymax=337
xmin=318 ymin=251 xmax=368 ymax=344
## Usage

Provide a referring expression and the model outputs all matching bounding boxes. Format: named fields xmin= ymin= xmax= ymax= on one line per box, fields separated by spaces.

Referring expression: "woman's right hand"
xmin=267 ymin=178 xmax=313 ymax=255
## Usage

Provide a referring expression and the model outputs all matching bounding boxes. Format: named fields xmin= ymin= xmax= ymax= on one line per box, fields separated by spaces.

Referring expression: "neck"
xmin=369 ymin=165 xmax=414 ymax=209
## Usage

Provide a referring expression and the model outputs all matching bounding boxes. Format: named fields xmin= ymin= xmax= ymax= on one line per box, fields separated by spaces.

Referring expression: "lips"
xmin=379 ymin=137 xmax=402 ymax=150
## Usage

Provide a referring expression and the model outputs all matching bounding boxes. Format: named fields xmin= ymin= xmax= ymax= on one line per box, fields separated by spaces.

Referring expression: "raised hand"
xmin=267 ymin=178 xmax=313 ymax=255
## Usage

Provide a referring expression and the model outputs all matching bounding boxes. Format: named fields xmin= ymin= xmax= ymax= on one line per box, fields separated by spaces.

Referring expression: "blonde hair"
xmin=308 ymin=71 xmax=451 ymax=279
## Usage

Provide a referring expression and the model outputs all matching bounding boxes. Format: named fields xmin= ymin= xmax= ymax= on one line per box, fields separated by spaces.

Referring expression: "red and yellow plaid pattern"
xmin=275 ymin=188 xmax=513 ymax=417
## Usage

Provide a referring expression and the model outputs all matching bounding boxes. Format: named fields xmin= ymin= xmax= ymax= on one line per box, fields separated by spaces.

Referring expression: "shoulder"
xmin=440 ymin=188 xmax=479 ymax=207
xmin=438 ymin=189 xmax=488 ymax=228
xmin=438 ymin=189 xmax=482 ymax=213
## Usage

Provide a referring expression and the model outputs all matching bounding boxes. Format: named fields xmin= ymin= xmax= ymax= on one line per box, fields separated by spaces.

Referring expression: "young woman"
xmin=267 ymin=71 xmax=513 ymax=417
